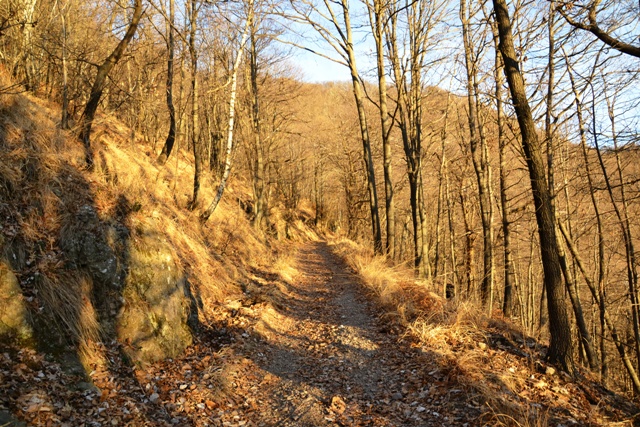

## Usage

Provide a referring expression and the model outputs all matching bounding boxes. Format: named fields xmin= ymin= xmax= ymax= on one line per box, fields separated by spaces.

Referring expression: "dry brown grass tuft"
xmin=35 ymin=272 xmax=101 ymax=360
xmin=481 ymin=402 xmax=551 ymax=427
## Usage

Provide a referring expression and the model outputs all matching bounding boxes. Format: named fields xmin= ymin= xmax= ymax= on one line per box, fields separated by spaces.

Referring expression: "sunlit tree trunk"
xmin=188 ymin=0 xmax=203 ymax=209
xmin=201 ymin=0 xmax=254 ymax=222
xmin=367 ymin=0 xmax=395 ymax=257
xmin=79 ymin=0 xmax=143 ymax=168
xmin=492 ymin=0 xmax=574 ymax=373
xmin=341 ymin=0 xmax=383 ymax=254
xmin=461 ymin=0 xmax=493 ymax=308
xmin=249 ymin=26 xmax=266 ymax=229
xmin=56 ymin=0 xmax=70 ymax=129
xmin=386 ymin=0 xmax=435 ymax=275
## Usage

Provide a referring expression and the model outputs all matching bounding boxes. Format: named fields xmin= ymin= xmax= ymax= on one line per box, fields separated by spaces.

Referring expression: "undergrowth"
xmin=0 ymin=69 xmax=314 ymax=369
xmin=327 ymin=235 xmax=638 ymax=426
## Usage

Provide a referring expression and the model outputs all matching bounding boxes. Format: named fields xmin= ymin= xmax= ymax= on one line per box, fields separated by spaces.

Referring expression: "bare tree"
xmin=201 ymin=0 xmax=254 ymax=222
xmin=492 ymin=0 xmax=574 ymax=373
xmin=157 ymin=0 xmax=177 ymax=165
xmin=287 ymin=0 xmax=383 ymax=253
xmin=461 ymin=0 xmax=494 ymax=308
xmin=365 ymin=0 xmax=395 ymax=257
xmin=559 ymin=0 xmax=640 ymax=58
xmin=79 ymin=0 xmax=143 ymax=168
xmin=187 ymin=0 xmax=204 ymax=208
xmin=386 ymin=0 xmax=448 ymax=276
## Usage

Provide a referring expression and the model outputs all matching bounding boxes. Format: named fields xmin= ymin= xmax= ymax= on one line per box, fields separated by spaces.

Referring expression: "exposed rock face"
xmin=61 ymin=205 xmax=121 ymax=290
xmin=0 ymin=260 xmax=32 ymax=343
xmin=62 ymin=205 xmax=192 ymax=365
xmin=118 ymin=227 xmax=192 ymax=364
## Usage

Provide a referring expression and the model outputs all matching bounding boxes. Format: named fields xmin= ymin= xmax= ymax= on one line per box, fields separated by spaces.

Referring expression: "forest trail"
xmin=0 ymin=241 xmax=481 ymax=427
xmin=195 ymin=241 xmax=479 ymax=427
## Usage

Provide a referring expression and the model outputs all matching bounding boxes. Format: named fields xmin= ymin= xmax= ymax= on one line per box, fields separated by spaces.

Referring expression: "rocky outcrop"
xmin=0 ymin=259 xmax=32 ymax=344
xmin=61 ymin=205 xmax=193 ymax=365
xmin=118 ymin=226 xmax=193 ymax=364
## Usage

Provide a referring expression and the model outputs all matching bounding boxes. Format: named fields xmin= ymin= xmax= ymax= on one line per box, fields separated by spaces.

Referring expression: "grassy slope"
xmin=0 ymin=70 xmax=315 ymax=368
xmin=329 ymin=237 xmax=640 ymax=426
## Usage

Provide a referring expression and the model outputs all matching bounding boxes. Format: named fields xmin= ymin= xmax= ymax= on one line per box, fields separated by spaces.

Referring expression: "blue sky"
xmin=295 ymin=52 xmax=352 ymax=82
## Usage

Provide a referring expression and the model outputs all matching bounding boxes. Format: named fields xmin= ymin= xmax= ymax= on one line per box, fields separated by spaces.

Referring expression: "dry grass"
xmin=481 ymin=403 xmax=551 ymax=427
xmin=0 ymin=69 xmax=309 ymax=367
xmin=327 ymin=235 xmax=633 ymax=426
xmin=329 ymin=236 xmax=431 ymax=323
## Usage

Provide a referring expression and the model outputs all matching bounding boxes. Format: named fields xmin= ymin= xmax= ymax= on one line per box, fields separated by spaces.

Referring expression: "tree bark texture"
xmin=492 ymin=0 xmax=574 ymax=373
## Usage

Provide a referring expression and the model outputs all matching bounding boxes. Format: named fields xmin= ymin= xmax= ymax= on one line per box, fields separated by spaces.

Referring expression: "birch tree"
xmin=201 ymin=0 xmax=254 ymax=222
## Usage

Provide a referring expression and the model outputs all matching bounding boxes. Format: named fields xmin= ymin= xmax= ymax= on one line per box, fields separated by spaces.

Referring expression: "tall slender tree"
xmin=201 ymin=0 xmax=254 ymax=222
xmin=287 ymin=0 xmax=383 ymax=254
xmin=492 ymin=0 xmax=574 ymax=373
xmin=157 ymin=0 xmax=177 ymax=165
xmin=365 ymin=0 xmax=395 ymax=257
xmin=461 ymin=0 xmax=494 ymax=308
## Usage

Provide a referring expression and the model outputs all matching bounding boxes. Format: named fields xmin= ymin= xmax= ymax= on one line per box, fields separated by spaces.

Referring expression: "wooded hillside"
xmin=1 ymin=0 xmax=640 ymax=425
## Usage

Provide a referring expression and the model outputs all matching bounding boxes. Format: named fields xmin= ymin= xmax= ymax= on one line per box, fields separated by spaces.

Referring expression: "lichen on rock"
xmin=0 ymin=260 xmax=33 ymax=343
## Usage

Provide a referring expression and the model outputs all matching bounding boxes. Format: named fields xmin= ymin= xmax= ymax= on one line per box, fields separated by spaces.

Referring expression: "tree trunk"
xmin=492 ymin=0 xmax=574 ymax=373
xmin=21 ymin=0 xmax=37 ymax=91
xmin=249 ymin=29 xmax=266 ymax=229
xmin=79 ymin=0 xmax=143 ymax=168
xmin=58 ymin=0 xmax=69 ymax=129
xmin=201 ymin=0 xmax=253 ymax=222
xmin=491 ymin=38 xmax=514 ymax=316
xmin=460 ymin=191 xmax=475 ymax=298
xmin=342 ymin=0 xmax=382 ymax=254
xmin=369 ymin=0 xmax=395 ymax=257
xmin=461 ymin=0 xmax=493 ymax=308
xmin=386 ymin=3 xmax=428 ymax=272
xmin=157 ymin=0 xmax=177 ymax=165
xmin=434 ymin=96 xmax=451 ymax=280
xmin=188 ymin=0 xmax=202 ymax=209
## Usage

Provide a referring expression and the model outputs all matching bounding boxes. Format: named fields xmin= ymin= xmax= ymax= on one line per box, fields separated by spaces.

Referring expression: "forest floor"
xmin=184 ymin=240 xmax=483 ymax=427
xmin=1 ymin=241 xmax=482 ymax=426
xmin=2 ymin=241 xmax=639 ymax=426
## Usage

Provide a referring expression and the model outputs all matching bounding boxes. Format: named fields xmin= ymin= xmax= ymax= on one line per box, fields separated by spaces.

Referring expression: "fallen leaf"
xmin=330 ymin=395 xmax=347 ymax=414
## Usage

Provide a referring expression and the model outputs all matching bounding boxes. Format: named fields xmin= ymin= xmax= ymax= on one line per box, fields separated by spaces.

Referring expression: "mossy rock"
xmin=117 ymin=229 xmax=192 ymax=365
xmin=0 ymin=260 xmax=33 ymax=344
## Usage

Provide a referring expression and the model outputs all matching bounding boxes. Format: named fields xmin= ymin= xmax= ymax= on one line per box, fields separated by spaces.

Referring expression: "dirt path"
xmin=0 ymin=240 xmax=481 ymax=427
xmin=5 ymin=240 xmax=638 ymax=426
xmin=215 ymin=241 xmax=477 ymax=427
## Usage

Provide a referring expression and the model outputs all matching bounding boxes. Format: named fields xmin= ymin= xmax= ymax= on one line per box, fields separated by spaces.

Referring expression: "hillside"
xmin=0 ymin=74 xmax=638 ymax=426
